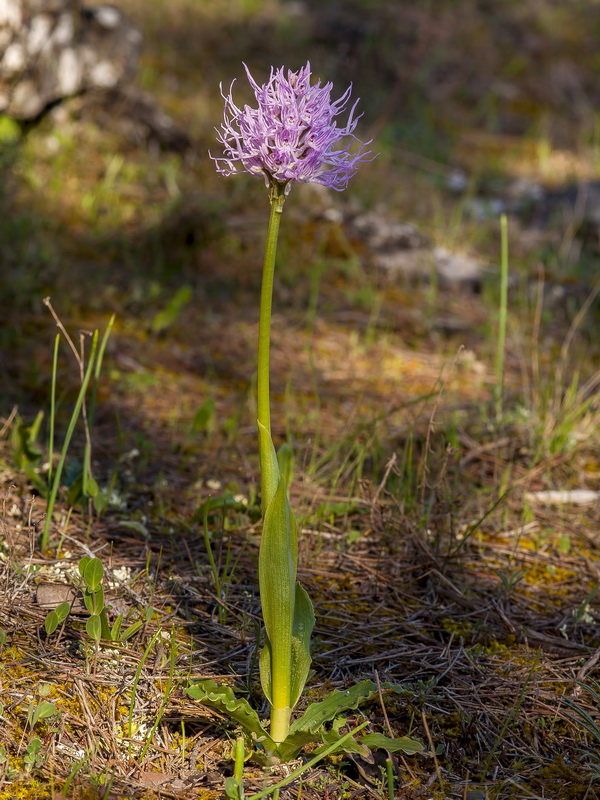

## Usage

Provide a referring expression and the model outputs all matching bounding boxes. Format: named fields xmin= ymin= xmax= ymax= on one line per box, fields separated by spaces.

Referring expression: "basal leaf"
xmin=314 ymin=726 xmax=369 ymax=757
xmin=257 ymin=420 xmax=279 ymax=514
xmin=31 ymin=701 xmax=57 ymax=727
xmin=360 ymin=732 xmax=425 ymax=755
xmin=259 ymin=475 xmax=296 ymax=713
xmin=273 ymin=729 xmax=318 ymax=762
xmin=289 ymin=583 xmax=315 ymax=709
xmin=120 ymin=620 xmax=144 ymax=641
xmin=259 ymin=634 xmax=272 ymax=705
xmin=289 ymin=680 xmax=379 ymax=735
xmin=276 ymin=443 xmax=294 ymax=496
xmin=186 ymin=680 xmax=273 ymax=746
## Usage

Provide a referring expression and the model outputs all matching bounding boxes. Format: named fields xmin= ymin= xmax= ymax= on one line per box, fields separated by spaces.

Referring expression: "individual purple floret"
xmin=212 ymin=62 xmax=373 ymax=193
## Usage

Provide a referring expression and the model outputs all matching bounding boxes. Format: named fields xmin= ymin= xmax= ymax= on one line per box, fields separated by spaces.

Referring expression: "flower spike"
xmin=212 ymin=62 xmax=374 ymax=192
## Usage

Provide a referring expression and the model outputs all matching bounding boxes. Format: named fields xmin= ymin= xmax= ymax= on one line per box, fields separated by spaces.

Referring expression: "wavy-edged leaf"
xmin=186 ymin=680 xmax=272 ymax=746
xmin=289 ymin=583 xmax=315 ymax=709
xmin=289 ymin=680 xmax=379 ymax=736
xmin=360 ymin=732 xmax=425 ymax=755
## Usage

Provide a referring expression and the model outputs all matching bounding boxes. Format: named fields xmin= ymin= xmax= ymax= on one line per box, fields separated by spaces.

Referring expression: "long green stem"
xmin=257 ymin=184 xmax=286 ymax=449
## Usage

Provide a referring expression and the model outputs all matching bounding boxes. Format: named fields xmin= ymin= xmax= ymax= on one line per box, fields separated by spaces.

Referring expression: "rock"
xmin=346 ymin=205 xmax=489 ymax=291
xmin=0 ymin=0 xmax=190 ymax=150
xmin=0 ymin=0 xmax=142 ymax=119
xmin=434 ymin=246 xmax=487 ymax=291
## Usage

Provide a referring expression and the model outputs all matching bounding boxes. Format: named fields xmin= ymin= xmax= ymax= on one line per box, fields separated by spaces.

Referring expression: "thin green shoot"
xmin=449 ymin=488 xmax=511 ymax=556
xmin=41 ymin=331 xmax=98 ymax=551
xmin=386 ymin=757 xmax=394 ymax=800
xmin=48 ymin=333 xmax=60 ymax=486
xmin=83 ymin=314 xmax=115 ymax=496
xmin=202 ymin=504 xmax=224 ymax=624
xmin=494 ymin=214 xmax=509 ymax=421
xmin=246 ymin=721 xmax=369 ymax=800
xmin=62 ymin=756 xmax=87 ymax=796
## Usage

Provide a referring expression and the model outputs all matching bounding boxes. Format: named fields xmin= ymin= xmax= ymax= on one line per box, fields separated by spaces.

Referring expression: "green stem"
xmin=257 ymin=184 xmax=286 ymax=460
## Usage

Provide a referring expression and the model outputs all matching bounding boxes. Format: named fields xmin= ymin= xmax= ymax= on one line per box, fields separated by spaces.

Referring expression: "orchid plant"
xmin=186 ymin=62 xmax=423 ymax=768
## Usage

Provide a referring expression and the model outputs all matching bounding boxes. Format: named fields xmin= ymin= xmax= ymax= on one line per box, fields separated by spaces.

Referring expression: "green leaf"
xmin=185 ymin=680 xmax=272 ymax=746
xmin=289 ymin=680 xmax=381 ymax=736
xmin=55 ymin=601 xmax=71 ymax=623
xmin=44 ymin=611 xmax=59 ymax=636
xmin=83 ymin=558 xmax=104 ymax=591
xmin=31 ymin=701 xmax=57 ymax=727
xmin=45 ymin=601 xmax=71 ymax=635
xmin=224 ymin=776 xmax=244 ymax=800
xmin=259 ymin=635 xmax=272 ymax=706
xmin=83 ymin=586 xmax=104 ymax=616
xmin=0 ymin=628 xmax=6 ymax=645
xmin=26 ymin=737 xmax=42 ymax=755
xmin=78 ymin=556 xmax=91 ymax=578
xmin=99 ymin=610 xmax=112 ymax=640
xmin=110 ymin=613 xmax=123 ymax=641
xmin=276 ymin=443 xmax=294 ymax=495
xmin=315 ymin=726 xmax=369 ymax=757
xmin=360 ymin=732 xmax=425 ymax=755
xmin=258 ymin=476 xmax=297 ymax=713
xmin=289 ymin=583 xmax=315 ymax=709
xmin=119 ymin=620 xmax=144 ymax=642
xmin=257 ymin=420 xmax=279 ymax=514
xmin=86 ymin=615 xmax=102 ymax=642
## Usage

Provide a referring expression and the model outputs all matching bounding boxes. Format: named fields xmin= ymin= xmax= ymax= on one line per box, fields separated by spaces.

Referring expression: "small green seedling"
xmin=79 ymin=556 xmax=144 ymax=643
xmin=23 ymin=738 xmax=44 ymax=772
xmin=27 ymin=699 xmax=57 ymax=730
xmin=44 ymin=601 xmax=71 ymax=635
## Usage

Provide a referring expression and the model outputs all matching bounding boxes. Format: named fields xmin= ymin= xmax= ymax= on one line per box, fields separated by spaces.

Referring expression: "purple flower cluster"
xmin=212 ymin=62 xmax=373 ymax=192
